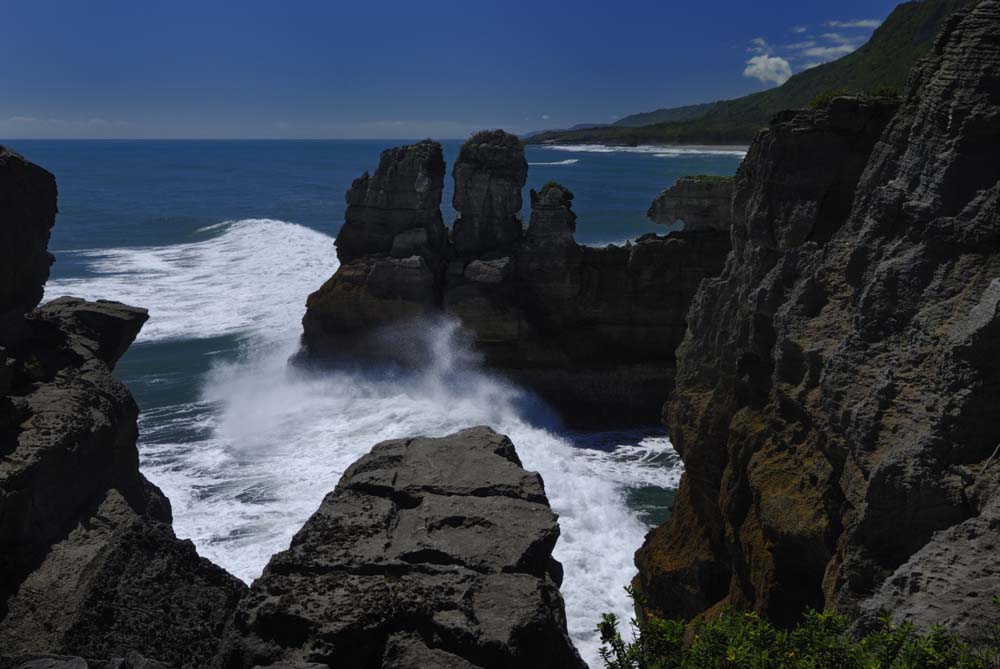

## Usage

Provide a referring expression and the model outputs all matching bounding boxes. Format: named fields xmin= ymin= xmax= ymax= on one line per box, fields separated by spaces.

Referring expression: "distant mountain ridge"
xmin=526 ymin=0 xmax=975 ymax=145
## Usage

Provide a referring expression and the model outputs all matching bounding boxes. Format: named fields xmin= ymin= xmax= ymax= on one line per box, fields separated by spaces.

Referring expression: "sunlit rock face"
xmin=635 ymin=0 xmax=1000 ymax=641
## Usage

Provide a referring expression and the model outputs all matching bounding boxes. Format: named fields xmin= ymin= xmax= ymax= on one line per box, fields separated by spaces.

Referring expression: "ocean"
xmin=9 ymin=139 xmax=744 ymax=666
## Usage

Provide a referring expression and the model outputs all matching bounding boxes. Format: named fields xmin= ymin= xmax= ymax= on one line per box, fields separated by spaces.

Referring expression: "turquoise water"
xmin=7 ymin=139 xmax=742 ymax=666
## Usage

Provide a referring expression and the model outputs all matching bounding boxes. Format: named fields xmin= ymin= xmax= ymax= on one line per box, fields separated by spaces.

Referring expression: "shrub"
xmin=598 ymin=589 xmax=1000 ymax=669
xmin=807 ymin=89 xmax=852 ymax=109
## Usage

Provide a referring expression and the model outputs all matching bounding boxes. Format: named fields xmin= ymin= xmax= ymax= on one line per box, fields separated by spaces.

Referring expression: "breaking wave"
xmin=46 ymin=217 xmax=682 ymax=666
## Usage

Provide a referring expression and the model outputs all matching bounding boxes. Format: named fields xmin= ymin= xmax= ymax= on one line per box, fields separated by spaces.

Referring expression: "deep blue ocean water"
xmin=7 ymin=139 xmax=743 ymax=666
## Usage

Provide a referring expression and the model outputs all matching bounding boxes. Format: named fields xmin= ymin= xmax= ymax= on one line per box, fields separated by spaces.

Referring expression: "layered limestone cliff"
xmin=635 ymin=1 xmax=1000 ymax=642
xmin=218 ymin=427 xmax=585 ymax=669
xmin=302 ymin=134 xmax=732 ymax=421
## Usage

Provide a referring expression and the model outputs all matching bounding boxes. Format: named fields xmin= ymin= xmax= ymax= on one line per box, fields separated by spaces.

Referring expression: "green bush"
xmin=807 ymin=89 xmax=853 ymax=109
xmin=598 ymin=589 xmax=1000 ymax=669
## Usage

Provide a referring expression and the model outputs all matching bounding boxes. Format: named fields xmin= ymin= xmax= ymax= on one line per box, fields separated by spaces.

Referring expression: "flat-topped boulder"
xmin=218 ymin=427 xmax=585 ymax=669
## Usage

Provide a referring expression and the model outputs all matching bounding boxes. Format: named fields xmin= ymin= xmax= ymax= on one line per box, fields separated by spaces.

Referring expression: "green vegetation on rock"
xmin=528 ymin=0 xmax=973 ymax=146
xmin=598 ymin=591 xmax=1000 ymax=669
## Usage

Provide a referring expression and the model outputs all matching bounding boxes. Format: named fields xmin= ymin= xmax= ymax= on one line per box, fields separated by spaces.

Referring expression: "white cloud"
xmin=792 ymin=25 xmax=809 ymax=34
xmin=747 ymin=37 xmax=771 ymax=54
xmin=744 ymin=55 xmax=793 ymax=86
xmin=542 ymin=114 xmax=550 ymax=120
xmin=785 ymin=40 xmax=817 ymax=50
xmin=826 ymin=19 xmax=881 ymax=29
xmin=801 ymin=44 xmax=857 ymax=59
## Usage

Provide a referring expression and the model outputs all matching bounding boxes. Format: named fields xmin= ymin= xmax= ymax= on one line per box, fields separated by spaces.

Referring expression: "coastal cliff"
xmin=635 ymin=0 xmax=1000 ymax=640
xmin=302 ymin=133 xmax=732 ymax=421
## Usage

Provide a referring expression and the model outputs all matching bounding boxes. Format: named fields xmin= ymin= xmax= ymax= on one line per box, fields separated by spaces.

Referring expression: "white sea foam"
xmin=543 ymin=143 xmax=748 ymax=157
xmin=528 ymin=158 xmax=581 ymax=166
xmin=50 ymin=218 xmax=682 ymax=667
xmin=45 ymin=218 xmax=337 ymax=342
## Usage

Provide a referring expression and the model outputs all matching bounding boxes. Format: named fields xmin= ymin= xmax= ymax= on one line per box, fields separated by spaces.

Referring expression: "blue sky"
xmin=1 ymin=0 xmax=903 ymax=139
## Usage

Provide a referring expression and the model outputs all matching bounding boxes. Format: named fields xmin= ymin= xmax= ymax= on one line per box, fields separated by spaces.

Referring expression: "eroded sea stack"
xmin=302 ymin=133 xmax=732 ymax=421
xmin=635 ymin=0 xmax=1000 ymax=641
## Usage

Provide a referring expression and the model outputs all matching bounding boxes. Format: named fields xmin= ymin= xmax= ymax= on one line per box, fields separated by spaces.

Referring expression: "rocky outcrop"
xmin=0 ymin=147 xmax=57 ymax=326
xmin=334 ymin=140 xmax=446 ymax=264
xmin=0 ymin=153 xmax=247 ymax=667
xmin=635 ymin=1 xmax=1000 ymax=641
xmin=647 ymin=176 xmax=733 ymax=232
xmin=218 ymin=427 xmax=585 ymax=669
xmin=303 ymin=134 xmax=733 ymax=421
xmin=302 ymin=141 xmax=447 ymax=346
xmin=452 ymin=130 xmax=528 ymax=257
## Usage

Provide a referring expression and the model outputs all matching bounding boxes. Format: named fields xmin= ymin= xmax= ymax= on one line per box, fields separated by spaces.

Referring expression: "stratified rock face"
xmin=635 ymin=1 xmax=1000 ymax=641
xmin=219 ymin=427 xmax=585 ymax=669
xmin=334 ymin=140 xmax=446 ymax=264
xmin=302 ymin=255 xmax=438 ymax=343
xmin=303 ymin=141 xmax=448 ymax=349
xmin=452 ymin=130 xmax=528 ymax=257
xmin=647 ymin=176 xmax=733 ymax=232
xmin=0 ymin=146 xmax=57 ymax=322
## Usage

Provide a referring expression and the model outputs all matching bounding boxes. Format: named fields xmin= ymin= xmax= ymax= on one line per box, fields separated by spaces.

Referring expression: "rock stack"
xmin=302 ymin=141 xmax=446 ymax=341
xmin=635 ymin=0 xmax=1000 ymax=641
xmin=302 ymin=132 xmax=733 ymax=422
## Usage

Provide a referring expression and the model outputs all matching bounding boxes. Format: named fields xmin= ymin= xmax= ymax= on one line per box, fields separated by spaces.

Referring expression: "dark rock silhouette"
xmin=0 ymin=147 xmax=57 ymax=325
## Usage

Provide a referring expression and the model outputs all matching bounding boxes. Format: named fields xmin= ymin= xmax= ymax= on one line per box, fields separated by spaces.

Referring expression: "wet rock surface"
xmin=635 ymin=1 xmax=1000 ymax=639
xmin=218 ymin=427 xmax=585 ymax=669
